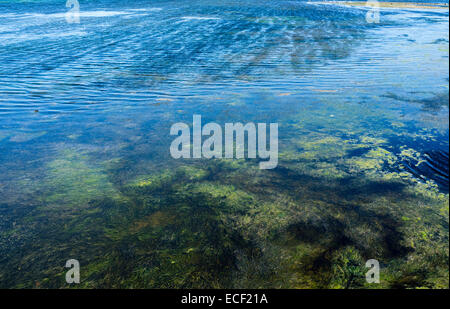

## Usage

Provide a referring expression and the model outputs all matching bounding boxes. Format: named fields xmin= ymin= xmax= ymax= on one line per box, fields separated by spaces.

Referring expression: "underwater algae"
xmin=1 ymin=122 xmax=447 ymax=288
xmin=1 ymin=84 xmax=448 ymax=289
xmin=0 ymin=87 xmax=448 ymax=289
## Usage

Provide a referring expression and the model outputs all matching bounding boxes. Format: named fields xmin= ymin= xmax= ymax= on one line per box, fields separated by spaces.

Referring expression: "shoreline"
xmin=317 ymin=1 xmax=450 ymax=9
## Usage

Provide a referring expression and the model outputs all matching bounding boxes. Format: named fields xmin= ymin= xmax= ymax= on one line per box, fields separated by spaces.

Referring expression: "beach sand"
xmin=320 ymin=1 xmax=449 ymax=9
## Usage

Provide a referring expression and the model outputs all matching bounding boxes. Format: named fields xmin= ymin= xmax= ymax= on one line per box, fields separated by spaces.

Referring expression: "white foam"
xmin=1 ymin=8 xmax=162 ymax=21
xmin=18 ymin=10 xmax=129 ymax=19
xmin=179 ymin=16 xmax=221 ymax=22
xmin=76 ymin=11 xmax=129 ymax=17
xmin=0 ymin=30 xmax=88 ymax=44
xmin=0 ymin=13 xmax=19 ymax=18
xmin=127 ymin=8 xmax=163 ymax=12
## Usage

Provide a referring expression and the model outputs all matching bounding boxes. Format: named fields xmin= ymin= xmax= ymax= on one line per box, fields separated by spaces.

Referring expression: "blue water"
xmin=0 ymin=0 xmax=448 ymax=288
xmin=1 ymin=0 xmax=448 ymax=181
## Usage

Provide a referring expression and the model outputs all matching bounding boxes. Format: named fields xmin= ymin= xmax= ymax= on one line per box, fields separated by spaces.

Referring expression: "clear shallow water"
xmin=0 ymin=0 xmax=448 ymax=288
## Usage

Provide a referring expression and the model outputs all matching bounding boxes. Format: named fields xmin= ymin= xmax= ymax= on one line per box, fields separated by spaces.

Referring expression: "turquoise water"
xmin=0 ymin=1 xmax=448 ymax=288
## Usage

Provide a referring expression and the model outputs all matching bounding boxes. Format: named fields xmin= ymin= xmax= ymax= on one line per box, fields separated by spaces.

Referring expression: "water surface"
xmin=0 ymin=0 xmax=448 ymax=288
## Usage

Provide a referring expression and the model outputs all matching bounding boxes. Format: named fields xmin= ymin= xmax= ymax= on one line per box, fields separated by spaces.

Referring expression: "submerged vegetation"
xmin=0 ymin=73 xmax=448 ymax=289
xmin=0 ymin=118 xmax=448 ymax=288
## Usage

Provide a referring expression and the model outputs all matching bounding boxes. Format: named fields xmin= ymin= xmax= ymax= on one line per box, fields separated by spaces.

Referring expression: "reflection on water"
xmin=0 ymin=0 xmax=448 ymax=288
